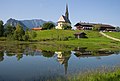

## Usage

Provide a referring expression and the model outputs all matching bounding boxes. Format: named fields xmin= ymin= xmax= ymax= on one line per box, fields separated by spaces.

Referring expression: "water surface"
xmin=0 ymin=44 xmax=120 ymax=81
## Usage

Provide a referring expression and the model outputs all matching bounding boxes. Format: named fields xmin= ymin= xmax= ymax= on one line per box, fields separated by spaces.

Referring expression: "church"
xmin=56 ymin=4 xmax=71 ymax=29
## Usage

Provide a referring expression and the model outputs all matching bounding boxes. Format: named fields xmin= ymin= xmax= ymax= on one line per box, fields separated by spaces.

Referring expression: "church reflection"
xmin=55 ymin=51 xmax=71 ymax=75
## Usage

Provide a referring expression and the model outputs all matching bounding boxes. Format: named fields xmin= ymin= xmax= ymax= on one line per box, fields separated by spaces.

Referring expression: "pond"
xmin=0 ymin=43 xmax=120 ymax=81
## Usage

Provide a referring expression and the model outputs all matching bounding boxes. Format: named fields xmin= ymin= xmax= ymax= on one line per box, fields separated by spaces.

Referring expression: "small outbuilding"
xmin=74 ymin=32 xmax=87 ymax=39
xmin=32 ymin=27 xmax=42 ymax=31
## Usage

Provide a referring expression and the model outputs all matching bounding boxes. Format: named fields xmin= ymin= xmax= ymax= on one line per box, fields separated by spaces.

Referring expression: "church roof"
xmin=58 ymin=15 xmax=71 ymax=24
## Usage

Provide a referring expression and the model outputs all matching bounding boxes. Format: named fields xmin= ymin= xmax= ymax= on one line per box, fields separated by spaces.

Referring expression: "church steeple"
xmin=65 ymin=4 xmax=69 ymax=19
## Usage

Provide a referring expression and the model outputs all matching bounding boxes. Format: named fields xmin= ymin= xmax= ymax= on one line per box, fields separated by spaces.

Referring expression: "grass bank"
xmin=55 ymin=67 xmax=120 ymax=81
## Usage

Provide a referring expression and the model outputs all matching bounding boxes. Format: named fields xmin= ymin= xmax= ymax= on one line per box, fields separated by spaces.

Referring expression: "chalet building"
xmin=75 ymin=22 xmax=94 ymax=30
xmin=74 ymin=32 xmax=87 ymax=39
xmin=74 ymin=22 xmax=116 ymax=32
xmin=56 ymin=4 xmax=71 ymax=29
xmin=99 ymin=24 xmax=116 ymax=32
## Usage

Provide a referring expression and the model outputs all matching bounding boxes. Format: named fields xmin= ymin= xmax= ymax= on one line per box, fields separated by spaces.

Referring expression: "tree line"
xmin=0 ymin=20 xmax=37 ymax=41
xmin=42 ymin=22 xmax=72 ymax=30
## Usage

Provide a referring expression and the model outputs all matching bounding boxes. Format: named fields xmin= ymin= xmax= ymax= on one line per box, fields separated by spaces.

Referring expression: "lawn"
xmin=32 ymin=30 xmax=120 ymax=51
xmin=105 ymin=32 xmax=120 ymax=39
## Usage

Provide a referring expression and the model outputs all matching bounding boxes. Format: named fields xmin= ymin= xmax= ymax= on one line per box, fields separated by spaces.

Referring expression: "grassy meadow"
xmin=1 ymin=30 xmax=120 ymax=51
xmin=105 ymin=32 xmax=120 ymax=39
xmin=32 ymin=30 xmax=120 ymax=51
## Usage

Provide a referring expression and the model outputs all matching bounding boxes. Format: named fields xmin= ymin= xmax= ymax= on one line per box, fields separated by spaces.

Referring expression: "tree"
xmin=13 ymin=24 xmax=25 ymax=41
xmin=4 ymin=25 xmax=16 ymax=37
xmin=62 ymin=24 xmax=72 ymax=30
xmin=42 ymin=22 xmax=55 ymax=30
xmin=92 ymin=24 xmax=101 ymax=31
xmin=116 ymin=27 xmax=120 ymax=32
xmin=0 ymin=20 xmax=4 ymax=37
xmin=42 ymin=50 xmax=54 ymax=58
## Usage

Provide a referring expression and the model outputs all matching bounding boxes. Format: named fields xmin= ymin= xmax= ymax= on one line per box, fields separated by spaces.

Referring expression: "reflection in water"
xmin=0 ymin=45 xmax=119 ymax=61
xmin=73 ymin=47 xmax=116 ymax=59
xmin=1 ymin=45 xmax=118 ymax=75
xmin=42 ymin=50 xmax=55 ymax=58
xmin=0 ymin=44 xmax=120 ymax=81
xmin=55 ymin=51 xmax=71 ymax=74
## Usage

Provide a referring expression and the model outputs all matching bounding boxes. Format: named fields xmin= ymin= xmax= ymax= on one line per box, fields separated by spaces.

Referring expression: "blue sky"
xmin=0 ymin=0 xmax=120 ymax=27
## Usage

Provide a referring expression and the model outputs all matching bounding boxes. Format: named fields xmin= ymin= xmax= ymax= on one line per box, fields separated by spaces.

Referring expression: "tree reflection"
xmin=0 ymin=51 xmax=4 ymax=62
xmin=74 ymin=47 xmax=92 ymax=57
xmin=6 ymin=51 xmax=16 ymax=57
xmin=42 ymin=50 xmax=55 ymax=58
xmin=16 ymin=54 xmax=23 ymax=61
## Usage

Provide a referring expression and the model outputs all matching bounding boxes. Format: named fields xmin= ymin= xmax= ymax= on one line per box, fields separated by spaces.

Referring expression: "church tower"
xmin=56 ymin=3 xmax=71 ymax=29
xmin=65 ymin=4 xmax=69 ymax=20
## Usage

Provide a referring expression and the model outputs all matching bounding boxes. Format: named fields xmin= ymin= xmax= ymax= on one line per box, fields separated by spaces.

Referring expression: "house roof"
xmin=32 ymin=27 xmax=42 ymax=30
xmin=75 ymin=22 xmax=115 ymax=28
xmin=58 ymin=15 xmax=71 ymax=24
xmin=74 ymin=22 xmax=95 ymax=26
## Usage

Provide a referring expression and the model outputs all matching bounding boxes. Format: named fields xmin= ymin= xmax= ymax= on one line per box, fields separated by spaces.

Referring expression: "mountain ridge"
xmin=4 ymin=18 xmax=56 ymax=30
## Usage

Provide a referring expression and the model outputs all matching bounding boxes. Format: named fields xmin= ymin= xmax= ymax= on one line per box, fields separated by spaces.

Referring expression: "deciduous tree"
xmin=42 ymin=22 xmax=55 ymax=30
xmin=13 ymin=24 xmax=25 ymax=41
xmin=62 ymin=24 xmax=72 ymax=30
xmin=4 ymin=25 xmax=16 ymax=37
xmin=92 ymin=24 xmax=101 ymax=31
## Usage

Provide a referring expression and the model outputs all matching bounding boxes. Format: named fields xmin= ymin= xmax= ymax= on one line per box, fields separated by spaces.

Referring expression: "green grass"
xmin=54 ymin=67 xmax=120 ymax=81
xmin=1 ymin=30 xmax=120 ymax=51
xmin=31 ymin=30 xmax=120 ymax=51
xmin=105 ymin=32 xmax=120 ymax=39
xmin=34 ymin=30 xmax=104 ymax=41
xmin=34 ymin=29 xmax=76 ymax=41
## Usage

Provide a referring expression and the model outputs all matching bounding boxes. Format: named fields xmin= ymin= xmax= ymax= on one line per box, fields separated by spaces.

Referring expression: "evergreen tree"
xmin=0 ymin=20 xmax=4 ymax=37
